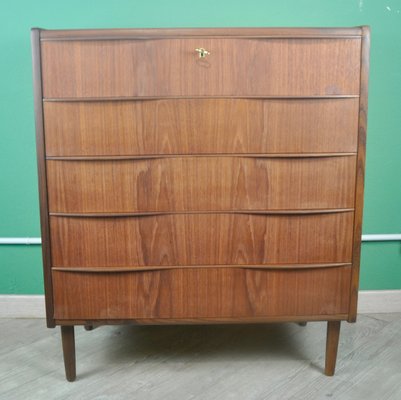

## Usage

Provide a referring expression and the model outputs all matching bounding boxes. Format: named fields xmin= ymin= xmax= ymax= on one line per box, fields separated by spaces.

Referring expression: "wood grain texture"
xmin=41 ymin=38 xmax=361 ymax=98
xmin=46 ymin=156 xmax=356 ymax=213
xmin=349 ymin=26 xmax=370 ymax=322
xmin=39 ymin=26 xmax=363 ymax=40
xmin=31 ymin=28 xmax=55 ymax=328
xmin=49 ymin=212 xmax=354 ymax=267
xmin=43 ymin=98 xmax=359 ymax=156
xmin=52 ymin=266 xmax=352 ymax=320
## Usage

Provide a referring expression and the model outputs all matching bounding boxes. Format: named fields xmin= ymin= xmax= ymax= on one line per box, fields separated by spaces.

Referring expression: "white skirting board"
xmin=0 ymin=295 xmax=46 ymax=318
xmin=356 ymin=290 xmax=401 ymax=314
xmin=0 ymin=291 xmax=400 ymax=318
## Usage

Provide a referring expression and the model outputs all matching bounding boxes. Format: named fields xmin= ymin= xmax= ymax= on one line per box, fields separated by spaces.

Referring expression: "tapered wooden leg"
xmin=325 ymin=321 xmax=341 ymax=376
xmin=61 ymin=326 xmax=76 ymax=382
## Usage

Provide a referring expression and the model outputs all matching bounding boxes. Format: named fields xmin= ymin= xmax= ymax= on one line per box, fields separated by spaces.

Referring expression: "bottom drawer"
xmin=53 ymin=266 xmax=351 ymax=320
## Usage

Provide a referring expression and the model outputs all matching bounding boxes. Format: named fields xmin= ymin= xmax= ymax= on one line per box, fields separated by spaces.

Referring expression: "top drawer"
xmin=41 ymin=38 xmax=361 ymax=98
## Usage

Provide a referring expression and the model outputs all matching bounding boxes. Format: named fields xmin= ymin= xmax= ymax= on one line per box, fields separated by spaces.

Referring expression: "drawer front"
xmin=43 ymin=99 xmax=359 ymax=156
xmin=50 ymin=212 xmax=354 ymax=267
xmin=47 ymin=156 xmax=356 ymax=213
xmin=52 ymin=266 xmax=352 ymax=319
xmin=41 ymin=38 xmax=361 ymax=98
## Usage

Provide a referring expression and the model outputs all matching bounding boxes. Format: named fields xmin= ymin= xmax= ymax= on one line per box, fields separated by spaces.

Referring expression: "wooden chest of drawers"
xmin=31 ymin=27 xmax=369 ymax=381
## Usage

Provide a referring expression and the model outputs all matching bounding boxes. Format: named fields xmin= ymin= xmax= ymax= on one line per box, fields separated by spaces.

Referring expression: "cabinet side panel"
xmin=31 ymin=28 xmax=55 ymax=327
xmin=349 ymin=26 xmax=370 ymax=322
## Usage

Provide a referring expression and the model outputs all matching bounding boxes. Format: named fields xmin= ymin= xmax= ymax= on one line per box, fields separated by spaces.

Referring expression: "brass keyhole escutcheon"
xmin=195 ymin=47 xmax=210 ymax=58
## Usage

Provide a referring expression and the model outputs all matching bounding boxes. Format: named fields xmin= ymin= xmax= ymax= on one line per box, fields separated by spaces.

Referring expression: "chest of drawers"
xmin=31 ymin=27 xmax=369 ymax=381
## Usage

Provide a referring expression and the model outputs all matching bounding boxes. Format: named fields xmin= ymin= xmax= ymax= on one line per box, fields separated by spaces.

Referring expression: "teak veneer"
xmin=31 ymin=26 xmax=369 ymax=381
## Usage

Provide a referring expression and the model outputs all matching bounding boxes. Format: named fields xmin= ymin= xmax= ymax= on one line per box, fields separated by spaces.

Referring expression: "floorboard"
xmin=0 ymin=314 xmax=400 ymax=400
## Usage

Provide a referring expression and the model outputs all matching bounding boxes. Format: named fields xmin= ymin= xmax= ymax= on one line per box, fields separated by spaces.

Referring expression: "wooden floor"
xmin=0 ymin=314 xmax=400 ymax=399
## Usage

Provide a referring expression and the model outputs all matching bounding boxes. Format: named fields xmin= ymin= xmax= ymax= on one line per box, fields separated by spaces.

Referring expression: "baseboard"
xmin=357 ymin=290 xmax=401 ymax=314
xmin=0 ymin=291 xmax=400 ymax=318
xmin=0 ymin=295 xmax=45 ymax=318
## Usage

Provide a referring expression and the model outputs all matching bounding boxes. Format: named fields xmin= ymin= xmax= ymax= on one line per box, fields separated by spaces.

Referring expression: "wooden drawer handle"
xmin=49 ymin=209 xmax=354 ymax=218
xmin=52 ymin=263 xmax=352 ymax=274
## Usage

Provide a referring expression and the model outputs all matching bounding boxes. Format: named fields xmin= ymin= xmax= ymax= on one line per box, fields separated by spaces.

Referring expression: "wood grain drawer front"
xmin=52 ymin=266 xmax=352 ymax=319
xmin=47 ymin=156 xmax=356 ymax=213
xmin=44 ymin=99 xmax=359 ymax=156
xmin=41 ymin=38 xmax=361 ymax=98
xmin=50 ymin=212 xmax=353 ymax=267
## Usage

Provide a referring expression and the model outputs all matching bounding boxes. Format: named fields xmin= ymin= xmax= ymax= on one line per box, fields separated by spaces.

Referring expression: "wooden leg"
xmin=297 ymin=321 xmax=307 ymax=327
xmin=61 ymin=326 xmax=76 ymax=382
xmin=325 ymin=321 xmax=341 ymax=376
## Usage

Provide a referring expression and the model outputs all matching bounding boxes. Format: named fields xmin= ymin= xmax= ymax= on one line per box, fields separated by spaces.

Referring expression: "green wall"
xmin=0 ymin=0 xmax=400 ymax=293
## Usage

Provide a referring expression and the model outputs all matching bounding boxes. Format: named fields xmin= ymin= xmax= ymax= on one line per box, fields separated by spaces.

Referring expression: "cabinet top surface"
xmin=34 ymin=27 xmax=367 ymax=41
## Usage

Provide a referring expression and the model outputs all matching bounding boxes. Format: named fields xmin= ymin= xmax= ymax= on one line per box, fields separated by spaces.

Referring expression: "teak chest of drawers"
xmin=31 ymin=27 xmax=370 ymax=381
